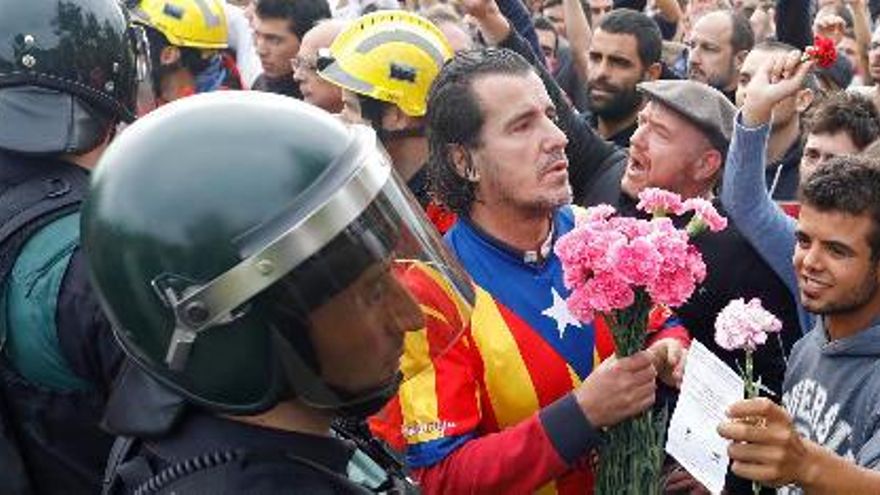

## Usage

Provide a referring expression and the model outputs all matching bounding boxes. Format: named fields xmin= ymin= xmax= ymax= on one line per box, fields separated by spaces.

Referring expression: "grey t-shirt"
xmin=779 ymin=318 xmax=880 ymax=493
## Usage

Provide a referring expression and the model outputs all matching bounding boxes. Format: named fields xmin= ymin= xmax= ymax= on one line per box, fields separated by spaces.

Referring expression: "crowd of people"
xmin=2 ymin=0 xmax=880 ymax=493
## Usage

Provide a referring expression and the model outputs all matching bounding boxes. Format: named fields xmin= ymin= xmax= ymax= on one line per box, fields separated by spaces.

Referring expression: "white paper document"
xmin=665 ymin=339 xmax=744 ymax=495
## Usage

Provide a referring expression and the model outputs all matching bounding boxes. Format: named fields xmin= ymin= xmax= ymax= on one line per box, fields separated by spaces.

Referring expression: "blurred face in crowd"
xmin=587 ymin=29 xmax=658 ymax=122
xmin=794 ymin=205 xmax=880 ymax=321
xmin=624 ymin=100 xmax=720 ymax=198
xmin=467 ymin=72 xmax=572 ymax=214
xmin=543 ymin=4 xmax=566 ymax=38
xmin=799 ymin=131 xmax=859 ymax=179
xmin=588 ymin=0 xmax=613 ymax=25
xmin=688 ymin=11 xmax=739 ymax=92
xmin=254 ymin=16 xmax=301 ymax=78
xmin=536 ymin=27 xmax=559 ymax=73
xmin=867 ymin=25 xmax=880 ymax=82
xmin=688 ymin=0 xmax=722 ymax=19
xmin=436 ymin=20 xmax=474 ymax=52
xmin=736 ymin=48 xmax=812 ymax=128
xmin=294 ymin=22 xmax=343 ymax=113
xmin=838 ymin=36 xmax=863 ymax=78
xmin=812 ymin=6 xmax=847 ymax=45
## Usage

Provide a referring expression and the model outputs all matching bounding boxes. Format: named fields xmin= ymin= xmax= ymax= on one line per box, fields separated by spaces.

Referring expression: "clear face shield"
xmin=155 ymin=125 xmax=473 ymax=414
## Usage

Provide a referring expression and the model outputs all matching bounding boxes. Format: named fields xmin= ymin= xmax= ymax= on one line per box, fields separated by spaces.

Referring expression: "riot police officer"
xmin=89 ymin=91 xmax=473 ymax=493
xmin=0 ymin=0 xmax=141 ymax=493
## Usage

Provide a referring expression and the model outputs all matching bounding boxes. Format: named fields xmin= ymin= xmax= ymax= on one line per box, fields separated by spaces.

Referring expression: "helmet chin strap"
xmin=271 ymin=326 xmax=402 ymax=420
xmin=330 ymin=373 xmax=402 ymax=420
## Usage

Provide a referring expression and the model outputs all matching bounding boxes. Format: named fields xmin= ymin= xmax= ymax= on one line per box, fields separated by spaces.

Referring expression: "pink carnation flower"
xmin=636 ymin=188 xmax=685 ymax=216
xmin=571 ymin=271 xmax=635 ymax=316
xmin=682 ymin=198 xmax=728 ymax=234
xmin=613 ymin=237 xmax=663 ymax=286
xmin=714 ymin=298 xmax=782 ymax=352
xmin=581 ymin=204 xmax=617 ymax=225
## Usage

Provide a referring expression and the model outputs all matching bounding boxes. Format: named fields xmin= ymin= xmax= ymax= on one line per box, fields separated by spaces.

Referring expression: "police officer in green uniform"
xmin=0 ymin=0 xmax=142 ymax=492
xmin=90 ymin=91 xmax=473 ymax=494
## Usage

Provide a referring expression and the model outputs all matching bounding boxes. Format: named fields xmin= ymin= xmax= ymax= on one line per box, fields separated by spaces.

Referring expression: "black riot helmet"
xmin=83 ymin=91 xmax=474 ymax=416
xmin=0 ymin=0 xmax=138 ymax=154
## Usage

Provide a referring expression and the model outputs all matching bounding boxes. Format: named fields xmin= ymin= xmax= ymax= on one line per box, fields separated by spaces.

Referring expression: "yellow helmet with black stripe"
xmin=131 ymin=0 xmax=228 ymax=49
xmin=319 ymin=10 xmax=452 ymax=117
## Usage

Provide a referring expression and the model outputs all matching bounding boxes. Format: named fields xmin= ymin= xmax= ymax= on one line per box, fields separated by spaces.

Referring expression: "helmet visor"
xmin=153 ymin=125 xmax=473 ymax=412
xmin=261 ymin=166 xmax=474 ymax=411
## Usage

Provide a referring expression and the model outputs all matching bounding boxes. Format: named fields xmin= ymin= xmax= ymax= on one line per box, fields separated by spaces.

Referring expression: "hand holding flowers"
xmin=557 ymin=188 xmax=726 ymax=495
xmin=714 ymin=297 xmax=782 ymax=494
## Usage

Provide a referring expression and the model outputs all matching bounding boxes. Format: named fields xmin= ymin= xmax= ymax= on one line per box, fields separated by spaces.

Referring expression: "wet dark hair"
xmin=801 ymin=155 xmax=880 ymax=260
xmin=426 ymin=48 xmax=534 ymax=216
xmin=596 ymin=8 xmax=662 ymax=67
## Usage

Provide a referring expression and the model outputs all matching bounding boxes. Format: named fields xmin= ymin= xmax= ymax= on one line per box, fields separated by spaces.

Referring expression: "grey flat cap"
xmin=637 ymin=79 xmax=736 ymax=154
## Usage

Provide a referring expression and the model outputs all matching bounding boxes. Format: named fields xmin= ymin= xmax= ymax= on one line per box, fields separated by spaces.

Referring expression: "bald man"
xmin=293 ymin=19 xmax=346 ymax=113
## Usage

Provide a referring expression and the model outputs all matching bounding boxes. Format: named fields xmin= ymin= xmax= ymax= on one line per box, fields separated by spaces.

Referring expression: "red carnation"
xmin=426 ymin=201 xmax=457 ymax=234
xmin=803 ymin=35 xmax=837 ymax=69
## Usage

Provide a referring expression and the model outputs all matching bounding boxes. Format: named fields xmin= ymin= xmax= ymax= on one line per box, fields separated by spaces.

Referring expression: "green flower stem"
xmin=745 ymin=350 xmax=761 ymax=495
xmin=596 ymin=290 xmax=665 ymax=495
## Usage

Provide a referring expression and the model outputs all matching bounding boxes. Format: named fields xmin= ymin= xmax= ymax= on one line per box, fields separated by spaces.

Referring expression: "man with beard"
xmin=687 ymin=9 xmax=754 ymax=101
xmin=719 ymin=156 xmax=880 ymax=494
xmin=587 ymin=8 xmax=663 ymax=148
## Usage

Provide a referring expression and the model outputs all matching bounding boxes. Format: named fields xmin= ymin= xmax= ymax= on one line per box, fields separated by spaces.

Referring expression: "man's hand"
xmin=741 ymin=50 xmax=815 ymax=128
xmin=716 ymin=398 xmax=812 ymax=487
xmin=574 ymin=351 xmax=657 ymax=428
xmin=458 ymin=0 xmax=510 ymax=44
xmin=646 ymin=337 xmax=686 ymax=388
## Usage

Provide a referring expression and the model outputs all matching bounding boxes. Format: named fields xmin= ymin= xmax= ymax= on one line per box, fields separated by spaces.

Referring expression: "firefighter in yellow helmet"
xmin=319 ymin=10 xmax=453 ymax=210
xmin=129 ymin=0 xmax=243 ymax=111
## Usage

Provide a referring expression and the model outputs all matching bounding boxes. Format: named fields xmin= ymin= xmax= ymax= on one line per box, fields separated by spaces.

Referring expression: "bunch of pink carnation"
xmin=714 ymin=297 xmax=782 ymax=352
xmin=556 ymin=189 xmax=724 ymax=323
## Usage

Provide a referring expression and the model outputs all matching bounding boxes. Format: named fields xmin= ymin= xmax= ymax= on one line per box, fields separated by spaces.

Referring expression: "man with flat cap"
xmin=583 ymin=79 xmax=802 ymax=493
xmin=583 ymin=78 xmax=802 ymax=401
